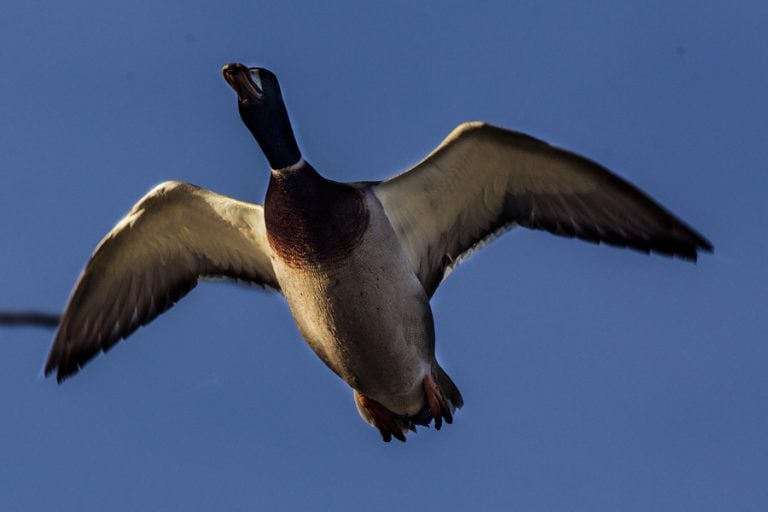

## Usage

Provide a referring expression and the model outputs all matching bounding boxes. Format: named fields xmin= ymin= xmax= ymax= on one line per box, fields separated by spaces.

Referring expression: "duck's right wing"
xmin=45 ymin=181 xmax=279 ymax=382
xmin=375 ymin=122 xmax=712 ymax=297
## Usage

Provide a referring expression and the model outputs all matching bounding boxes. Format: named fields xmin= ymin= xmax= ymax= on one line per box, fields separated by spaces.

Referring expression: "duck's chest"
xmin=263 ymin=171 xmax=433 ymax=399
xmin=264 ymin=169 xmax=369 ymax=269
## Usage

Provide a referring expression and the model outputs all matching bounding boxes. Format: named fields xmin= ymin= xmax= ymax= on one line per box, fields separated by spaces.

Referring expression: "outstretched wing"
xmin=46 ymin=181 xmax=279 ymax=381
xmin=375 ymin=122 xmax=712 ymax=297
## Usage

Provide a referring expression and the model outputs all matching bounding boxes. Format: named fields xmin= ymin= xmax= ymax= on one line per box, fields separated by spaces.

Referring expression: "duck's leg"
xmin=423 ymin=373 xmax=454 ymax=431
xmin=354 ymin=391 xmax=408 ymax=443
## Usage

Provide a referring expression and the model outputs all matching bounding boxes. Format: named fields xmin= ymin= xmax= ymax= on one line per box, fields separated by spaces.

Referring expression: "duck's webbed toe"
xmin=423 ymin=373 xmax=455 ymax=431
xmin=354 ymin=391 xmax=410 ymax=442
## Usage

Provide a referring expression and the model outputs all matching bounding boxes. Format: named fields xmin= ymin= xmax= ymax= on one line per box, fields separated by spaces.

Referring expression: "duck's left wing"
xmin=374 ymin=122 xmax=712 ymax=297
xmin=45 ymin=181 xmax=279 ymax=382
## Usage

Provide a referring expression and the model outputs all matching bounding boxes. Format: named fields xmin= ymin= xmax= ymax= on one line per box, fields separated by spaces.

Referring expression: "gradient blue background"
xmin=1 ymin=1 xmax=765 ymax=510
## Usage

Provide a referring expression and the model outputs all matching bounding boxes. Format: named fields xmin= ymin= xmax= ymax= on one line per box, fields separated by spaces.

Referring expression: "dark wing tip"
xmin=606 ymin=226 xmax=712 ymax=262
xmin=43 ymin=338 xmax=63 ymax=379
xmin=45 ymin=325 xmax=127 ymax=383
xmin=46 ymin=342 xmax=104 ymax=383
xmin=42 ymin=273 xmax=202 ymax=384
xmin=55 ymin=364 xmax=82 ymax=383
xmin=668 ymin=220 xmax=714 ymax=261
xmin=43 ymin=334 xmax=85 ymax=383
xmin=697 ymin=236 xmax=714 ymax=254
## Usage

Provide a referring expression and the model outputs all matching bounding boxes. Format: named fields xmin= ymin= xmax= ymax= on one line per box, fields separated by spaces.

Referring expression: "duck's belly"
xmin=270 ymin=195 xmax=433 ymax=415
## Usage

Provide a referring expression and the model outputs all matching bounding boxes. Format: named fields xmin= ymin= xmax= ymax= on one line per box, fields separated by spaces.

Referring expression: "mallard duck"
xmin=45 ymin=64 xmax=712 ymax=442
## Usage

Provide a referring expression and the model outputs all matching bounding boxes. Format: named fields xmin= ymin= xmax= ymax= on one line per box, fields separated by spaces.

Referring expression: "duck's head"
xmin=222 ymin=63 xmax=301 ymax=170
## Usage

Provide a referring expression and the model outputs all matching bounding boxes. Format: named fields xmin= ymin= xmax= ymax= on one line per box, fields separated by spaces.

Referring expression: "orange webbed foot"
xmin=354 ymin=391 xmax=408 ymax=442
xmin=423 ymin=373 xmax=454 ymax=431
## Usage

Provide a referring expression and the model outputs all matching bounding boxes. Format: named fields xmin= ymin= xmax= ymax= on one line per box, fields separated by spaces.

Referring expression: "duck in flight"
xmin=45 ymin=64 xmax=712 ymax=442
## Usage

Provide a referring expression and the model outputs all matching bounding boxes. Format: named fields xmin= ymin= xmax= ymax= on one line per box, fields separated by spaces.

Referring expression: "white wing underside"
xmin=46 ymin=181 xmax=279 ymax=381
xmin=375 ymin=122 xmax=712 ymax=297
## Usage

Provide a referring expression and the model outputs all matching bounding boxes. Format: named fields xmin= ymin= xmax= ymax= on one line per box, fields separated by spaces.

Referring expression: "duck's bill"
xmin=222 ymin=63 xmax=263 ymax=100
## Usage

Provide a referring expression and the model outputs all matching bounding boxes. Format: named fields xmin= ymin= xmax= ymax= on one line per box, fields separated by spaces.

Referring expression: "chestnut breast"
xmin=264 ymin=166 xmax=370 ymax=269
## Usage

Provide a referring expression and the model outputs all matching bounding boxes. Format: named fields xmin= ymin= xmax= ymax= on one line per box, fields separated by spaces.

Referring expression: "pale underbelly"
xmin=266 ymin=188 xmax=436 ymax=415
xmin=275 ymin=257 xmax=434 ymax=415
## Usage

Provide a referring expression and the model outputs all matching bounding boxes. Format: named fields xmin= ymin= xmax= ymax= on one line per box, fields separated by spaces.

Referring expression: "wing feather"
xmin=46 ymin=181 xmax=279 ymax=381
xmin=375 ymin=122 xmax=712 ymax=296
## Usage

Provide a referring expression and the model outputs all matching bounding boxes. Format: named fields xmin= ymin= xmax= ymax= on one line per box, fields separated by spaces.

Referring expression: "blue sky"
xmin=1 ymin=1 xmax=765 ymax=510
